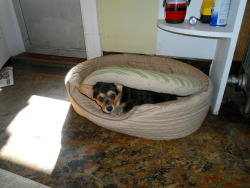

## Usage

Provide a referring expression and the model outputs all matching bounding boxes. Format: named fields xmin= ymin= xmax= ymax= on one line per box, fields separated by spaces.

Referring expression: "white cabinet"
xmin=157 ymin=0 xmax=247 ymax=115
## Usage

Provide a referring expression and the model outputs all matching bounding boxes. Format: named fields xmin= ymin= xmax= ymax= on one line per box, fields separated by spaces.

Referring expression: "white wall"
xmin=0 ymin=0 xmax=220 ymax=60
xmin=0 ymin=27 xmax=10 ymax=68
xmin=0 ymin=0 xmax=25 ymax=56
xmin=156 ymin=0 xmax=217 ymax=60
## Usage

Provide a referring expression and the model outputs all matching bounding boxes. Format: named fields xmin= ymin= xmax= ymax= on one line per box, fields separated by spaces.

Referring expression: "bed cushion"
xmin=82 ymin=65 xmax=202 ymax=96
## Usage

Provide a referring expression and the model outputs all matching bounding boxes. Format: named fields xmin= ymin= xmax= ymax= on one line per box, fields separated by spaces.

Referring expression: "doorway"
xmin=13 ymin=0 xmax=87 ymax=58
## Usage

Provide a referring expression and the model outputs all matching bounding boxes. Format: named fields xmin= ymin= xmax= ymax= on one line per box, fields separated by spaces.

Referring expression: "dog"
xmin=78 ymin=82 xmax=178 ymax=115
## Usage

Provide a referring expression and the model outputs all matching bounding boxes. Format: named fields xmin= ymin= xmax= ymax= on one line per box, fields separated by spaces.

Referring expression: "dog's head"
xmin=78 ymin=82 xmax=123 ymax=114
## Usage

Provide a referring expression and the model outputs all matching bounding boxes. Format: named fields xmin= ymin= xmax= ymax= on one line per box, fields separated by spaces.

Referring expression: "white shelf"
xmin=157 ymin=19 xmax=233 ymax=38
xmin=157 ymin=0 xmax=247 ymax=115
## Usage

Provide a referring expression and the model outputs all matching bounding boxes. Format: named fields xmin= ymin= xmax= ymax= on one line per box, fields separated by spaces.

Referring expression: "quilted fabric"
xmin=83 ymin=65 xmax=202 ymax=96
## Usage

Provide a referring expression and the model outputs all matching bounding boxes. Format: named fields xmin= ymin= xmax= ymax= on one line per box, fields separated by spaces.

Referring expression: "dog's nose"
xmin=106 ymin=106 xmax=113 ymax=112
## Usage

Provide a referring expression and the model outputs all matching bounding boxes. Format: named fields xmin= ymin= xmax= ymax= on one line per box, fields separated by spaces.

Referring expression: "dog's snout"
xmin=106 ymin=105 xmax=113 ymax=112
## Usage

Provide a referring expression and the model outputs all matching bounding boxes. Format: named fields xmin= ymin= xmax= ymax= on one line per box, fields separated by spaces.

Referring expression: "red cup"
xmin=165 ymin=2 xmax=187 ymax=24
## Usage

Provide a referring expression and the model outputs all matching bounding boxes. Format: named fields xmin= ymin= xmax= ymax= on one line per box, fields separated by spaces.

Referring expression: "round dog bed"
xmin=65 ymin=54 xmax=212 ymax=140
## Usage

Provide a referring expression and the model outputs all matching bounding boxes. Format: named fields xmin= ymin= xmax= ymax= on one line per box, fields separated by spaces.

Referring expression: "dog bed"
xmin=65 ymin=54 xmax=212 ymax=140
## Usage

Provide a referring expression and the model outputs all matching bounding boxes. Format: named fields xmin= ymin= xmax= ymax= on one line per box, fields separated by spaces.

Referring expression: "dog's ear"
xmin=114 ymin=83 xmax=123 ymax=92
xmin=78 ymin=84 xmax=94 ymax=99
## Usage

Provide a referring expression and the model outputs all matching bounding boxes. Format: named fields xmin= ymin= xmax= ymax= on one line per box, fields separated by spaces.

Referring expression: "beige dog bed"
xmin=65 ymin=54 xmax=212 ymax=140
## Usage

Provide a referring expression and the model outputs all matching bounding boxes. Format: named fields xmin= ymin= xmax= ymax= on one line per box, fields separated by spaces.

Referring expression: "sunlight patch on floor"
xmin=0 ymin=95 xmax=70 ymax=174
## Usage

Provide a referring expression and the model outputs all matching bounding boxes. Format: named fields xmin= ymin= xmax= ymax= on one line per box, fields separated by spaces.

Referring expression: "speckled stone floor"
xmin=0 ymin=56 xmax=249 ymax=188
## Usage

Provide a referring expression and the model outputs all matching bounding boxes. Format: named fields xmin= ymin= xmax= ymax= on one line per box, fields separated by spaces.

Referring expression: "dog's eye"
xmin=98 ymin=97 xmax=104 ymax=102
xmin=110 ymin=94 xmax=115 ymax=99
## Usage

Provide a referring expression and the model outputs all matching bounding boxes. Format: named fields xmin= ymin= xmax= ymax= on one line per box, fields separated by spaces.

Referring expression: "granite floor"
xmin=0 ymin=55 xmax=249 ymax=188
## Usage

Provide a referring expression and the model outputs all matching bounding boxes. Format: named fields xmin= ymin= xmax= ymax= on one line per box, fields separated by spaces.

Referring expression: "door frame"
xmin=80 ymin=0 xmax=102 ymax=59
xmin=12 ymin=0 xmax=102 ymax=60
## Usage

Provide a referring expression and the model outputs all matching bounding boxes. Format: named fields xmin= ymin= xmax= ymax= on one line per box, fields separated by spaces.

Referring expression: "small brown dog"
xmin=78 ymin=82 xmax=177 ymax=115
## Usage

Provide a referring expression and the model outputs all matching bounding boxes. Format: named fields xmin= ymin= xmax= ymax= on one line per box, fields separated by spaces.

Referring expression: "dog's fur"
xmin=78 ymin=82 xmax=178 ymax=115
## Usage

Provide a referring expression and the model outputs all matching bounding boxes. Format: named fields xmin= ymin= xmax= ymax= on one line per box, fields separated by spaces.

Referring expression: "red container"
xmin=165 ymin=0 xmax=187 ymax=24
